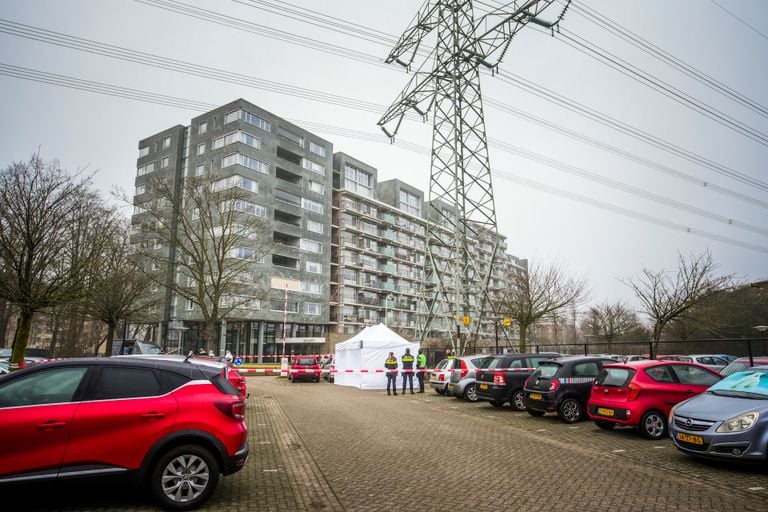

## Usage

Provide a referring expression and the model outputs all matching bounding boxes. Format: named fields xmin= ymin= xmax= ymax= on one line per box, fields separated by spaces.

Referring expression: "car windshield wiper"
xmin=709 ymin=389 xmax=768 ymax=399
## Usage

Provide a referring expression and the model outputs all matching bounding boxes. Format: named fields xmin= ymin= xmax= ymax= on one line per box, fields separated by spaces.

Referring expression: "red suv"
xmin=0 ymin=357 xmax=248 ymax=510
xmin=587 ymin=360 xmax=722 ymax=439
xmin=289 ymin=356 xmax=321 ymax=382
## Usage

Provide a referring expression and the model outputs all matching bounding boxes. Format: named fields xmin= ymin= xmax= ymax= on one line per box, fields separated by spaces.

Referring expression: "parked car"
xmin=448 ymin=355 xmax=493 ymax=402
xmin=715 ymin=354 xmax=738 ymax=364
xmin=670 ymin=366 xmax=768 ymax=462
xmin=523 ymin=356 xmax=617 ymax=423
xmin=657 ymin=354 xmax=729 ymax=372
xmin=0 ymin=357 xmax=248 ymax=510
xmin=588 ymin=360 xmax=722 ymax=439
xmin=625 ymin=355 xmax=650 ymax=362
xmin=429 ymin=358 xmax=457 ymax=395
xmin=112 ymin=339 xmax=163 ymax=356
xmin=290 ymin=356 xmax=321 ymax=383
xmin=475 ymin=353 xmax=560 ymax=410
xmin=0 ymin=361 xmax=7 ymax=375
xmin=321 ymin=356 xmax=335 ymax=383
xmin=720 ymin=357 xmax=768 ymax=377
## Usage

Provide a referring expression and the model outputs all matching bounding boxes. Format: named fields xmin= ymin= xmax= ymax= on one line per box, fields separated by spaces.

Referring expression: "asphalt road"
xmin=8 ymin=376 xmax=768 ymax=511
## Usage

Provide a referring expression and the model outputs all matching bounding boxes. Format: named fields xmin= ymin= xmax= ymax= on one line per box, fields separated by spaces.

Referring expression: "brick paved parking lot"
xmin=8 ymin=376 xmax=768 ymax=511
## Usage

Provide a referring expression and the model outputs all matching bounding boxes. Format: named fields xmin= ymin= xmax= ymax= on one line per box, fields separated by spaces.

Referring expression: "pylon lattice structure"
xmin=378 ymin=0 xmax=569 ymax=351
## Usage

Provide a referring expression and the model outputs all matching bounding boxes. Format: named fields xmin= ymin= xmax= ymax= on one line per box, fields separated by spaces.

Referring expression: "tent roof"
xmin=335 ymin=323 xmax=412 ymax=350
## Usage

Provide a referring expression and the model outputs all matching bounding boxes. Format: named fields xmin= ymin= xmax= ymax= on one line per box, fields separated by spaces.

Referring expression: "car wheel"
xmin=558 ymin=398 xmax=583 ymax=423
xmin=595 ymin=420 xmax=616 ymax=430
xmin=489 ymin=399 xmax=505 ymax=407
xmin=510 ymin=389 xmax=526 ymax=411
xmin=640 ymin=410 xmax=667 ymax=440
xmin=464 ymin=384 xmax=478 ymax=402
xmin=150 ymin=444 xmax=219 ymax=511
xmin=527 ymin=409 xmax=545 ymax=417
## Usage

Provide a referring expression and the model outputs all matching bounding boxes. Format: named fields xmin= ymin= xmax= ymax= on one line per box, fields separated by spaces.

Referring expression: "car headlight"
xmin=669 ymin=402 xmax=682 ymax=423
xmin=716 ymin=412 xmax=759 ymax=433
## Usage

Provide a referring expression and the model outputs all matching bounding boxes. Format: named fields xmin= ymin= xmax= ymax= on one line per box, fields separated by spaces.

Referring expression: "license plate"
xmin=597 ymin=407 xmax=614 ymax=417
xmin=529 ymin=393 xmax=542 ymax=400
xmin=479 ymin=383 xmax=488 ymax=390
xmin=677 ymin=432 xmax=704 ymax=445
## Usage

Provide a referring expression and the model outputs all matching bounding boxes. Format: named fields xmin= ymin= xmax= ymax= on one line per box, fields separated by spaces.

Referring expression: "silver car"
xmin=429 ymin=358 xmax=456 ymax=394
xmin=448 ymin=355 xmax=492 ymax=402
xmin=670 ymin=366 xmax=768 ymax=462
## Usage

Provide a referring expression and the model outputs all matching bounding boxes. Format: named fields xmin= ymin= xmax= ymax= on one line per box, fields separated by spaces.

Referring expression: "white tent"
xmin=334 ymin=323 xmax=420 ymax=390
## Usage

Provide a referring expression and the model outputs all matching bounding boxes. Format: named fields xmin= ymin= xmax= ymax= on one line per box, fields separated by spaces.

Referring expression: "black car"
xmin=475 ymin=353 xmax=560 ymax=410
xmin=523 ymin=356 xmax=617 ymax=423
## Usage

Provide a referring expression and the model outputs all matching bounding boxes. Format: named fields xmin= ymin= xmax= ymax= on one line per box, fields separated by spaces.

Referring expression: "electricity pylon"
xmin=378 ymin=0 xmax=569 ymax=352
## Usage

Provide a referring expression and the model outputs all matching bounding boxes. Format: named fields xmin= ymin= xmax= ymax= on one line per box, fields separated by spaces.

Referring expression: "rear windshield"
xmin=471 ymin=357 xmax=493 ymax=369
xmin=721 ymin=360 xmax=768 ymax=377
xmin=487 ymin=357 xmax=525 ymax=369
xmin=533 ymin=362 xmax=561 ymax=378
xmin=596 ymin=367 xmax=636 ymax=387
xmin=296 ymin=357 xmax=316 ymax=366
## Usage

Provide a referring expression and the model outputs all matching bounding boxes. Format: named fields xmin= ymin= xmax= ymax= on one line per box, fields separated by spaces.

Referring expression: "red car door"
xmin=0 ymin=366 xmax=89 ymax=478
xmin=62 ymin=366 xmax=178 ymax=472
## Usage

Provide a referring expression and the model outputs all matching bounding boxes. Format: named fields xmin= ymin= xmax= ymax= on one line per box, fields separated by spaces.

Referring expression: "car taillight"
xmin=549 ymin=378 xmax=560 ymax=391
xmin=627 ymin=382 xmax=640 ymax=401
xmin=438 ymin=372 xmax=445 ymax=381
xmin=460 ymin=368 xmax=468 ymax=379
xmin=493 ymin=373 xmax=506 ymax=385
xmin=215 ymin=399 xmax=246 ymax=420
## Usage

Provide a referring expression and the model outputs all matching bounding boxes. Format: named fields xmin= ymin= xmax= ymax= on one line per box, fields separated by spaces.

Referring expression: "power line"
xmin=131 ymin=0 xmax=768 ymax=195
xmin=708 ymin=0 xmax=768 ymax=42
xmin=1 ymin=62 xmax=765 ymax=255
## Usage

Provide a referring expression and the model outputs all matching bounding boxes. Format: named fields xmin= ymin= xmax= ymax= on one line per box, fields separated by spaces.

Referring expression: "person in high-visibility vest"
xmin=385 ymin=352 xmax=398 ymax=396
xmin=446 ymin=349 xmax=455 ymax=360
xmin=401 ymin=348 xmax=415 ymax=394
xmin=416 ymin=348 xmax=427 ymax=393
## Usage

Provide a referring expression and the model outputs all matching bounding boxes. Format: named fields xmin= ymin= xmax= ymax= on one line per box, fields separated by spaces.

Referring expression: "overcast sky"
xmin=1 ymin=0 xmax=766 ymax=316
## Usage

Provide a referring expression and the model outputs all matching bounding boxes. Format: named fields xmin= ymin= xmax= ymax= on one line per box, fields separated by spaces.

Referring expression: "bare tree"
xmin=0 ymin=154 xmax=117 ymax=367
xmin=124 ymin=174 xmax=273 ymax=350
xmin=0 ymin=299 xmax=13 ymax=347
xmin=497 ymin=260 xmax=589 ymax=352
xmin=581 ymin=301 xmax=640 ymax=342
xmin=622 ymin=251 xmax=734 ymax=342
xmin=78 ymin=218 xmax=160 ymax=356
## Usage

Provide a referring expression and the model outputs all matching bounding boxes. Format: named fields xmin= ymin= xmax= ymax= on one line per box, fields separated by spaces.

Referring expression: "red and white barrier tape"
xmin=237 ymin=368 xmax=536 ymax=374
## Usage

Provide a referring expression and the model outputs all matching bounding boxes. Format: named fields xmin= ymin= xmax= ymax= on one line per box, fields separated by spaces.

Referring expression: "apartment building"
xmin=131 ymin=99 xmax=527 ymax=355
xmin=131 ymin=99 xmax=333 ymax=358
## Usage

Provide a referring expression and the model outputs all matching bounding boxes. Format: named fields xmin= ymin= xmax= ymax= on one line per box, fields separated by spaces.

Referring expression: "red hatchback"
xmin=588 ymin=360 xmax=722 ymax=440
xmin=0 ymin=357 xmax=248 ymax=510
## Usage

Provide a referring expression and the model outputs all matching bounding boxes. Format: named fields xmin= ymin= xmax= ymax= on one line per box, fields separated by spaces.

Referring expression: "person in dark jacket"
xmin=385 ymin=352 xmax=398 ymax=396
xmin=401 ymin=348 xmax=415 ymax=394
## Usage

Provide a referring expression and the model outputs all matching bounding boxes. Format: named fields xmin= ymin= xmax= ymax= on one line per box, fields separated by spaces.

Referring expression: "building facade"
xmin=131 ymin=99 xmax=527 ymax=357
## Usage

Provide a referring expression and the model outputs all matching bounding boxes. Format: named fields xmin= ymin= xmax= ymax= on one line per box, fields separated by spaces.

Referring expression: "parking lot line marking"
xmin=256 ymin=423 xmax=267 ymax=426
xmin=612 ymin=449 xmax=626 ymax=453
xmin=259 ymin=441 xmax=271 ymax=444
xmin=536 ymin=429 xmax=548 ymax=432
xmin=747 ymin=487 xmax=765 ymax=491
xmin=263 ymin=469 xmax=279 ymax=473
xmin=653 ymin=446 xmax=666 ymax=449
xmin=569 ymin=426 xmax=580 ymax=429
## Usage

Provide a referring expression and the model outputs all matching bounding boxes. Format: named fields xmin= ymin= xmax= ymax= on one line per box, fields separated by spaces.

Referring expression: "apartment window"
xmin=301 ymin=282 xmax=321 ymax=294
xmin=197 ymin=143 xmax=206 ymax=156
xmin=162 ymin=136 xmax=171 ymax=149
xmin=274 ymin=188 xmax=301 ymax=206
xmin=161 ymin=156 xmax=169 ymax=169
xmin=399 ymin=190 xmax=421 ymax=216
xmin=270 ymin=300 xmax=298 ymax=313
xmin=230 ymin=247 xmax=257 ymax=259
xmin=137 ymin=162 xmax=155 ymax=176
xmin=305 ymin=303 xmax=321 ymax=315
xmin=133 ymin=204 xmax=146 ymax=215
xmin=344 ymin=163 xmax=372 ymax=197
xmin=192 ymin=208 xmax=200 ymax=220
xmin=195 ymin=164 xmax=205 ymax=176
xmin=307 ymin=180 xmax=325 ymax=194
xmin=309 ymin=142 xmax=326 ymax=157
xmin=278 ymin=126 xmax=304 ymax=147
xmin=300 ymin=239 xmax=322 ymax=253
xmin=213 ymin=130 xmax=261 ymax=150
xmin=198 ymin=121 xmax=208 ymax=134
xmin=153 ymin=239 xmax=162 ymax=250
xmin=306 ymin=219 xmax=324 ymax=234
xmin=221 ymin=153 xmax=269 ymax=174
xmin=186 ymin=299 xmax=194 ymax=311
xmin=138 ymin=146 xmax=150 ymax=158
xmin=135 ymin=184 xmax=146 ymax=196
xmin=224 ymin=109 xmax=271 ymax=132
xmin=225 ymin=199 xmax=266 ymax=217
xmin=301 ymin=158 xmax=325 ymax=176
xmin=212 ymin=175 xmax=258 ymax=193
xmin=306 ymin=261 xmax=322 ymax=274
xmin=301 ymin=198 xmax=323 ymax=214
